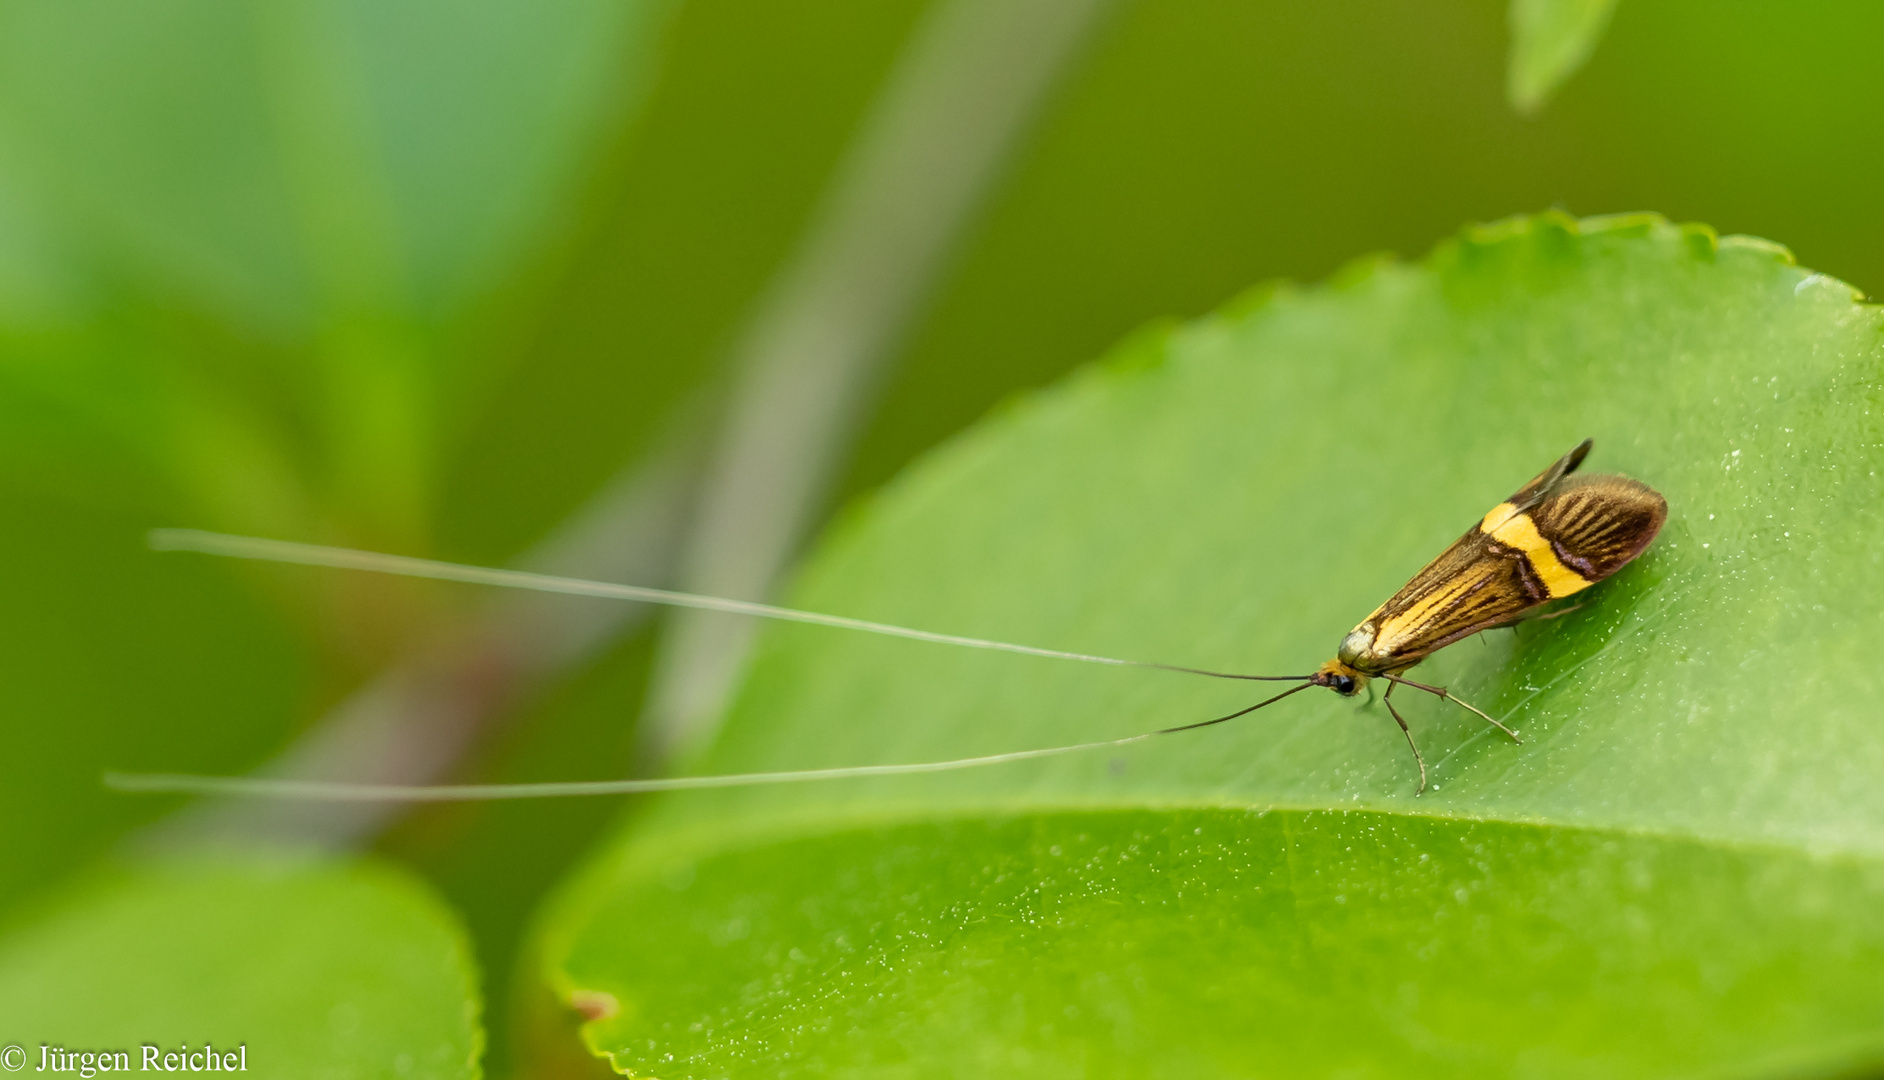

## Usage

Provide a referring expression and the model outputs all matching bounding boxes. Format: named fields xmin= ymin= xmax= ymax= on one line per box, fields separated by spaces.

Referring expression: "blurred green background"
xmin=1 ymin=0 xmax=1880 ymax=1074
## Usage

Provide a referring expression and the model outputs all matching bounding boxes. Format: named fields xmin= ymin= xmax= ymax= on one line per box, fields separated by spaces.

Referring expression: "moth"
xmin=116 ymin=439 xmax=1665 ymax=802
xmin=1301 ymin=438 xmax=1667 ymax=791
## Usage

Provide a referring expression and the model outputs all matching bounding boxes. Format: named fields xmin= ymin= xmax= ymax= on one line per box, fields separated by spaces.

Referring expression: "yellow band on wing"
xmin=1480 ymin=501 xmax=1521 ymax=533
xmin=1481 ymin=505 xmax=1592 ymax=598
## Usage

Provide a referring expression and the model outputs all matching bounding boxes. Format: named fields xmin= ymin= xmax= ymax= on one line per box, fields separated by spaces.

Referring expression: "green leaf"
xmin=1507 ymin=0 xmax=1619 ymax=114
xmin=0 ymin=0 xmax=678 ymax=550
xmin=0 ymin=0 xmax=666 ymax=333
xmin=0 ymin=857 xmax=482 ymax=1079
xmin=0 ymin=504 xmax=308 ymax=915
xmin=542 ymin=214 xmax=1884 ymax=1077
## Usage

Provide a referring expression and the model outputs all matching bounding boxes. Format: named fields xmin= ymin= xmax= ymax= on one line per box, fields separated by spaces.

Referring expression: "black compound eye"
xmin=1334 ymin=675 xmax=1357 ymax=695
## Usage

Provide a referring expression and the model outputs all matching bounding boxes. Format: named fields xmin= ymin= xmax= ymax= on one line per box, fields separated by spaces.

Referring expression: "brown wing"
xmin=1351 ymin=440 xmax=1666 ymax=673
xmin=1527 ymin=473 xmax=1667 ymax=581
xmin=1363 ymin=527 xmax=1554 ymax=668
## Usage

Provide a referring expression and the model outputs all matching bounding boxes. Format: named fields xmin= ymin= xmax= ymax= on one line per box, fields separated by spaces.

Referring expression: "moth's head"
xmin=1311 ymin=659 xmax=1368 ymax=697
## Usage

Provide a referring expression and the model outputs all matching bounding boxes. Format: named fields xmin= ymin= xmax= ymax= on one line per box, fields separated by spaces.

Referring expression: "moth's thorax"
xmin=1334 ymin=621 xmax=1390 ymax=676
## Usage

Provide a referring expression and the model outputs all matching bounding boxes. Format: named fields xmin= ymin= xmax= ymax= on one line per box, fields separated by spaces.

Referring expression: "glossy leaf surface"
xmin=546 ymin=214 xmax=1884 ymax=1078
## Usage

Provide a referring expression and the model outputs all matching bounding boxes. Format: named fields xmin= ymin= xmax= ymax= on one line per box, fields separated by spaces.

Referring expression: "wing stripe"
xmin=1372 ymin=554 xmax=1531 ymax=658
xmin=1530 ymin=475 xmax=1669 ymax=580
xmin=1486 ymin=509 xmax=1594 ymax=599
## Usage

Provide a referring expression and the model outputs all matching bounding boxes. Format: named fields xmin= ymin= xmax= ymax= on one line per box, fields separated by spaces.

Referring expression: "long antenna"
xmin=147 ymin=529 xmax=1308 ymax=683
xmin=102 ymin=683 xmax=1314 ymax=802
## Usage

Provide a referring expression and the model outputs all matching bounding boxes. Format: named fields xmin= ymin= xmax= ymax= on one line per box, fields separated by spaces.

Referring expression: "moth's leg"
xmin=1387 ymin=674 xmax=1522 ymax=744
xmin=1381 ymin=679 xmax=1428 ymax=796
xmin=1503 ymin=599 xmax=1585 ymax=627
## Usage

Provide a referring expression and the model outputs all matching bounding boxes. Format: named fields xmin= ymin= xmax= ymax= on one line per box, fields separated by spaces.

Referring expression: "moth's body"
xmin=1304 ymin=440 xmax=1666 ymax=790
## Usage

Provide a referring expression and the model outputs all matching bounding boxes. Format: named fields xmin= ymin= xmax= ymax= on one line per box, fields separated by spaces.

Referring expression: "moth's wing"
xmin=1527 ymin=472 xmax=1668 ymax=582
xmin=1366 ymin=529 xmax=1553 ymax=668
xmin=1507 ymin=438 xmax=1593 ymax=511
xmin=1373 ymin=470 xmax=1668 ymax=666
xmin=1364 ymin=446 xmax=1665 ymax=671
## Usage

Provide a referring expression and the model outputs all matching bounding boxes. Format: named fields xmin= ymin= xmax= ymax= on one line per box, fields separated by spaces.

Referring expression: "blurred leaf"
xmin=0 ymin=157 xmax=81 ymax=326
xmin=0 ymin=856 xmax=482 ymax=1079
xmin=541 ymin=214 xmax=1884 ymax=1077
xmin=0 ymin=497 xmax=308 ymax=915
xmin=439 ymin=0 xmax=930 ymax=561
xmin=0 ymin=0 xmax=664 ymax=335
xmin=1507 ymin=0 xmax=1618 ymax=114
xmin=0 ymin=0 xmax=685 ymax=912
xmin=0 ymin=0 xmax=676 ymax=548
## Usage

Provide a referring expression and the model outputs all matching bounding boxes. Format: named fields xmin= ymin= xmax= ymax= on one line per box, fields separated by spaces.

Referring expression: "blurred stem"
xmin=640 ymin=0 xmax=1115 ymax=770
xmin=316 ymin=317 xmax=434 ymax=548
xmin=252 ymin=0 xmax=432 ymax=550
xmin=144 ymin=402 xmax=706 ymax=851
xmin=141 ymin=0 xmax=696 ymax=853
xmin=159 ymin=369 xmax=314 ymax=542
